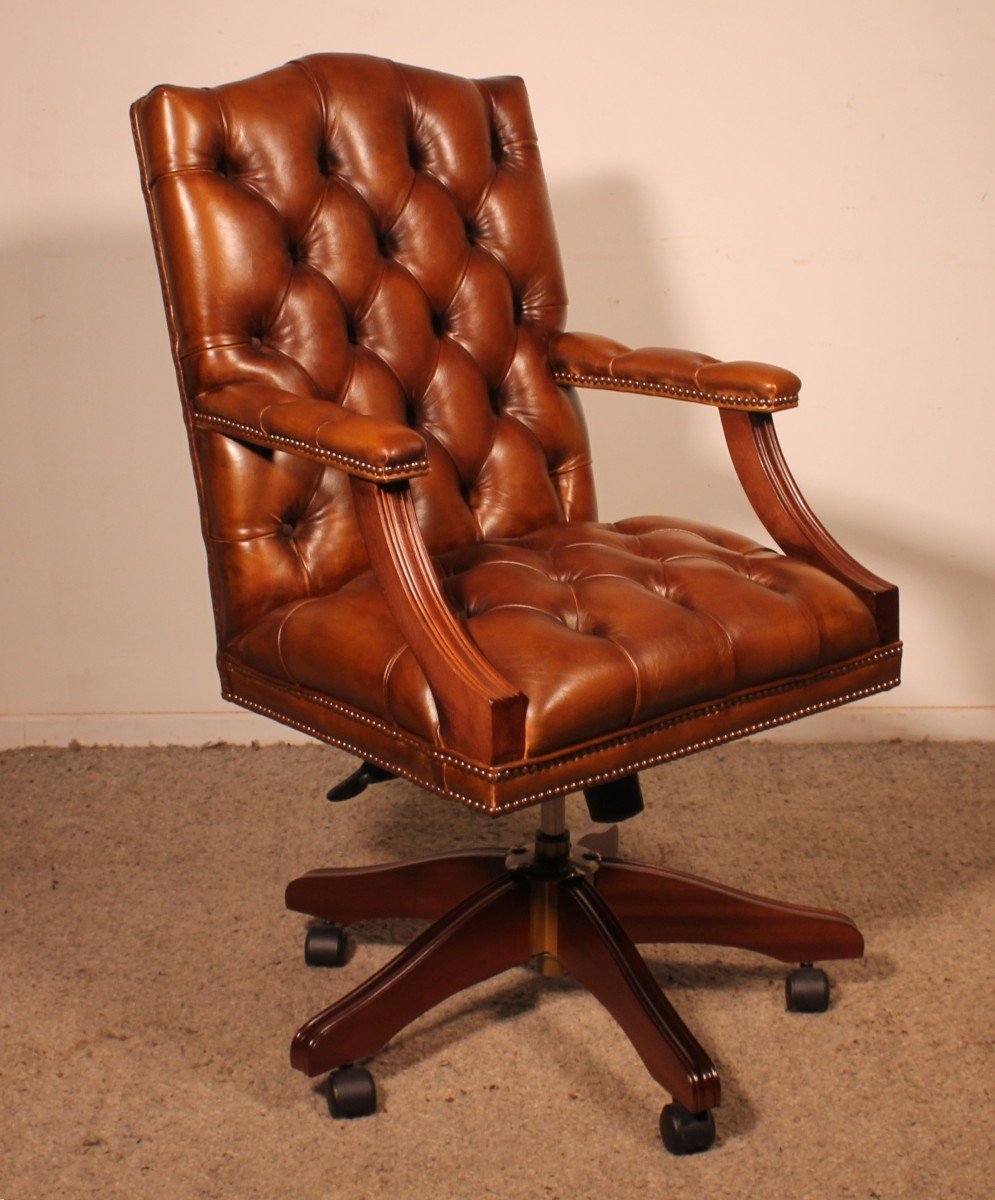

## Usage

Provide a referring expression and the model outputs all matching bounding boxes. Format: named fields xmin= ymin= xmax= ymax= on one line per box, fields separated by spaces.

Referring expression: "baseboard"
xmin=0 ymin=706 xmax=991 ymax=749
xmin=0 ymin=710 xmax=315 ymax=749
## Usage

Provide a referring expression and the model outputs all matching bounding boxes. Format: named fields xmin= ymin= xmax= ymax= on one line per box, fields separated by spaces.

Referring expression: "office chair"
xmin=131 ymin=54 xmax=900 ymax=1154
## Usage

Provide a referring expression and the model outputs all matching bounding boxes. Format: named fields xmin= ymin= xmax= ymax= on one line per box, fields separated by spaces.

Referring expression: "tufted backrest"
xmin=132 ymin=54 xmax=596 ymax=645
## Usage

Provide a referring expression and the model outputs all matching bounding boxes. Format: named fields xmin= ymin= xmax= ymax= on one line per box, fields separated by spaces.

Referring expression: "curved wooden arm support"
xmin=350 ymin=478 xmax=528 ymax=764
xmin=720 ymin=410 xmax=899 ymax=643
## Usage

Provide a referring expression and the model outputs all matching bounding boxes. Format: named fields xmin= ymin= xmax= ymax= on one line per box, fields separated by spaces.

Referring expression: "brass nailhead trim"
xmin=553 ymin=370 xmax=798 ymax=412
xmin=229 ymin=674 xmax=899 ymax=812
xmin=225 ymin=644 xmax=900 ymax=813
xmin=194 ymin=413 xmax=429 ymax=479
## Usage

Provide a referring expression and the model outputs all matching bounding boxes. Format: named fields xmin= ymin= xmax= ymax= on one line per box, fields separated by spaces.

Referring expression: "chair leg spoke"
xmin=290 ymin=874 xmax=531 ymax=1077
xmin=285 ymin=849 xmax=508 ymax=924
xmin=556 ymin=878 xmax=721 ymax=1114
xmin=595 ymin=859 xmax=864 ymax=963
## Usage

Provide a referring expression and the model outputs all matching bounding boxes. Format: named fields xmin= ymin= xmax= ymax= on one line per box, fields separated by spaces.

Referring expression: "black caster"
xmin=327 ymin=1066 xmax=377 ymax=1118
xmin=785 ymin=963 xmax=830 ymax=1012
xmin=304 ymin=923 xmax=347 ymax=967
xmin=659 ymin=1100 xmax=716 ymax=1155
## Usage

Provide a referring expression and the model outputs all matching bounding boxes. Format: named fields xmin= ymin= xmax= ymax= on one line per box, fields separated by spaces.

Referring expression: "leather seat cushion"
xmin=228 ymin=516 xmax=880 ymax=756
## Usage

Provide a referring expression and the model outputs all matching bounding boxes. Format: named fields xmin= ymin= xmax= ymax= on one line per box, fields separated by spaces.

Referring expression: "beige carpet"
xmin=1 ymin=741 xmax=992 ymax=1199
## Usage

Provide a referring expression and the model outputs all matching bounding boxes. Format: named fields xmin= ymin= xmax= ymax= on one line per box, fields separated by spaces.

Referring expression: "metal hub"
xmin=504 ymin=844 xmax=601 ymax=881
xmin=503 ymin=797 xmax=599 ymax=975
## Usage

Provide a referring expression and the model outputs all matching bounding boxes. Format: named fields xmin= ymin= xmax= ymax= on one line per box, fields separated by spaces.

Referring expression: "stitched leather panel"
xmin=229 ymin=516 xmax=879 ymax=757
xmin=133 ymin=55 xmax=596 ymax=644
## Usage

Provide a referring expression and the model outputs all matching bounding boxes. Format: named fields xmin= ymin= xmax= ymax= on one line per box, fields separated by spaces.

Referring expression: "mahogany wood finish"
xmin=720 ymin=409 xmax=899 ymax=643
xmin=351 ymin=478 xmax=528 ymax=763
xmin=291 ymin=875 xmax=532 ymax=1076
xmin=594 ymin=858 xmax=864 ymax=961
xmin=286 ymin=849 xmax=508 ymax=924
xmin=286 ymin=834 xmax=862 ymax=1115
xmin=556 ymin=878 xmax=721 ymax=1113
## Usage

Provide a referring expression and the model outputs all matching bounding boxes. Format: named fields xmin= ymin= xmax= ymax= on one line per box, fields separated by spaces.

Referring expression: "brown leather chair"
xmin=131 ymin=53 xmax=900 ymax=1154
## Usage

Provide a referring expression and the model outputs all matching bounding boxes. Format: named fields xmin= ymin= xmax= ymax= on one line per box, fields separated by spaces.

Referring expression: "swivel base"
xmin=285 ymin=797 xmax=863 ymax=1152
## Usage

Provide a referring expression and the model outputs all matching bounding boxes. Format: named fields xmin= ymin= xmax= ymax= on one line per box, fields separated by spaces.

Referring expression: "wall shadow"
xmin=0 ymin=227 xmax=229 ymax=710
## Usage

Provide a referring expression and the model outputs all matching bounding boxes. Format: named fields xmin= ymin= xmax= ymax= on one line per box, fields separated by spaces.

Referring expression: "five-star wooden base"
xmin=284 ymin=817 xmax=863 ymax=1117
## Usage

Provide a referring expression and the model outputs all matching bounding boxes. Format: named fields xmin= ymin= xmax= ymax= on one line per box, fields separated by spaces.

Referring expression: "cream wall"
xmin=2 ymin=0 xmax=993 ymax=746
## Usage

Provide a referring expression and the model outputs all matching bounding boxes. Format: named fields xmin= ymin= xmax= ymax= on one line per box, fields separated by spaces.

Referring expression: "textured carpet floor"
xmin=0 ymin=742 xmax=992 ymax=1199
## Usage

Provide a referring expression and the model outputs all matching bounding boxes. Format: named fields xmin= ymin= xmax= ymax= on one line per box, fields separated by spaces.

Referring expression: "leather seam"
xmin=380 ymin=643 xmax=411 ymax=735
xmin=273 ymin=597 xmax=313 ymax=680
xmin=291 ymin=57 xmax=329 ymax=133
xmin=548 ymin=457 xmax=593 ymax=479
xmin=600 ymin=633 xmax=643 ymax=726
xmin=553 ymin=370 xmax=798 ymax=411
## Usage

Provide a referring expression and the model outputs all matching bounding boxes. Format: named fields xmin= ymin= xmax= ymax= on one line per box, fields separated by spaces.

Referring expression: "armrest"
xmin=350 ymin=479 xmax=528 ymax=764
xmin=192 ymin=383 xmax=429 ymax=482
xmin=721 ymin=410 xmax=899 ymax=643
xmin=550 ymin=331 xmax=800 ymax=412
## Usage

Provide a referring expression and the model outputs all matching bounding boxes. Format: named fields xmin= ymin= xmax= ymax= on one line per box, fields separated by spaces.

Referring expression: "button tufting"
xmin=490 ymin=131 xmax=504 ymax=164
xmin=431 ymin=311 xmax=447 ymax=338
xmin=407 ymin=141 xmax=422 ymax=170
xmin=278 ymin=521 xmax=296 ymax=538
xmin=376 ymin=229 xmax=394 ymax=258
xmin=464 ymin=220 xmax=476 ymax=244
xmin=345 ymin=316 xmax=359 ymax=345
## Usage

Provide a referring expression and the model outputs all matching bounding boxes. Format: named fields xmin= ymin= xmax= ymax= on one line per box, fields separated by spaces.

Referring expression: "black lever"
xmin=326 ymin=761 xmax=395 ymax=803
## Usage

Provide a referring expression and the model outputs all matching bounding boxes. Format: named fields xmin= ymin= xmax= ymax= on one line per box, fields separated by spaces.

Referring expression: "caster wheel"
xmin=786 ymin=964 xmax=830 ymax=1012
xmin=304 ymin=923 xmax=347 ymax=968
xmin=327 ymin=1066 xmax=377 ymax=1119
xmin=659 ymin=1101 xmax=716 ymax=1155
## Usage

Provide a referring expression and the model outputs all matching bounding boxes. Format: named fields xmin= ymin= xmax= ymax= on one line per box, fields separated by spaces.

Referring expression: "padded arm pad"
xmin=549 ymin=331 xmax=800 ymax=412
xmin=192 ymin=384 xmax=429 ymax=481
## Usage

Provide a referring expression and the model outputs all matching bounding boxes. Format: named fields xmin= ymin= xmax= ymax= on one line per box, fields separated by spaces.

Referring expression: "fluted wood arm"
xmin=350 ymin=478 xmax=528 ymax=764
xmin=720 ymin=410 xmax=899 ymax=643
